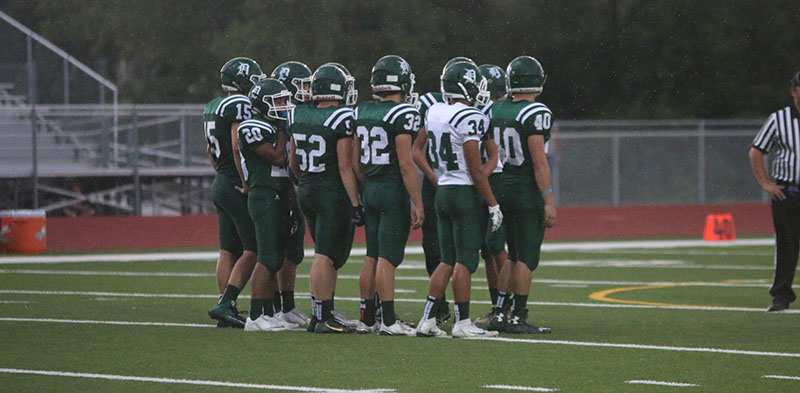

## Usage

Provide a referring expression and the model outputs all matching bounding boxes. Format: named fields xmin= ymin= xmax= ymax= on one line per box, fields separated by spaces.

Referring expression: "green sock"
xmin=220 ymin=284 xmax=241 ymax=304
xmin=272 ymin=291 xmax=282 ymax=313
xmin=489 ymin=288 xmax=499 ymax=305
xmin=281 ymin=290 xmax=295 ymax=311
xmin=321 ymin=300 xmax=334 ymax=321
xmin=361 ymin=298 xmax=376 ymax=325
xmin=250 ymin=298 xmax=266 ymax=320
xmin=513 ymin=294 xmax=528 ymax=313
xmin=382 ymin=300 xmax=396 ymax=326
xmin=455 ymin=302 xmax=470 ymax=322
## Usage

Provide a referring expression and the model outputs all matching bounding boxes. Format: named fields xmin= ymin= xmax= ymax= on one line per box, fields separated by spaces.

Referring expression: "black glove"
xmin=351 ymin=204 xmax=365 ymax=227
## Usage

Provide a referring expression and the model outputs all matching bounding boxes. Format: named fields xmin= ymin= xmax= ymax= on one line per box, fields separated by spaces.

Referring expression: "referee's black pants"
xmin=770 ymin=184 xmax=800 ymax=304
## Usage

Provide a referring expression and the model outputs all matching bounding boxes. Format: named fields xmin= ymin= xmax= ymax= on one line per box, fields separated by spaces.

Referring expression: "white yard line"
xmin=2 ymin=289 xmax=794 ymax=313
xmin=625 ymin=380 xmax=698 ymax=387
xmin=2 ymin=317 xmax=799 ymax=360
xmin=762 ymin=375 xmax=800 ymax=381
xmin=0 ymin=238 xmax=774 ymax=265
xmin=0 ymin=269 xmax=772 ymax=288
xmin=482 ymin=385 xmax=558 ymax=392
xmin=0 ymin=317 xmax=214 ymax=328
xmin=471 ymin=337 xmax=800 ymax=358
xmin=0 ymin=368 xmax=395 ymax=392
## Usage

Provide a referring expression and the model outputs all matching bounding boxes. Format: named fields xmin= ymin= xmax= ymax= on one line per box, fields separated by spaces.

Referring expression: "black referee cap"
xmin=792 ymin=71 xmax=800 ymax=88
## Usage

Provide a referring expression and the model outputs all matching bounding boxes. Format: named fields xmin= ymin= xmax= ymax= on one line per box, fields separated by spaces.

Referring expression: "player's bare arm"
xmin=748 ymin=147 xmax=785 ymax=201
xmin=528 ymin=134 xmax=556 ymax=227
xmin=337 ymin=136 xmax=362 ymax=207
xmin=464 ymin=139 xmax=497 ymax=207
xmin=412 ymin=126 xmax=438 ymax=186
xmin=482 ymin=138 xmax=498 ymax=178
xmin=231 ymin=122 xmax=249 ymax=194
xmin=253 ymin=129 xmax=287 ymax=167
xmin=396 ymin=133 xmax=425 ymax=229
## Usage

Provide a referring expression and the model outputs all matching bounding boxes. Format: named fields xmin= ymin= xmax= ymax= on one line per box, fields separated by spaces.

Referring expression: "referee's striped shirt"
xmin=752 ymin=105 xmax=800 ymax=184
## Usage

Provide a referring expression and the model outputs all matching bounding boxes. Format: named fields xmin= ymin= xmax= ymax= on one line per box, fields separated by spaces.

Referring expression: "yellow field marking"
xmin=588 ymin=283 xmax=751 ymax=310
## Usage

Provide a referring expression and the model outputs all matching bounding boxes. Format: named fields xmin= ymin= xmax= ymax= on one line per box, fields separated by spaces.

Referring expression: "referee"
xmin=749 ymin=70 xmax=800 ymax=312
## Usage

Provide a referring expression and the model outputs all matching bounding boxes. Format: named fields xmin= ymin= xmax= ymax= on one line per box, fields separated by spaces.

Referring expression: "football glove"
xmin=351 ymin=204 xmax=365 ymax=227
xmin=488 ymin=204 xmax=503 ymax=232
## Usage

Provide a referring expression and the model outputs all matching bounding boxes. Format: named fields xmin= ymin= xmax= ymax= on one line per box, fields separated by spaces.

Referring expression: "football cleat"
xmin=314 ymin=318 xmax=355 ymax=334
xmin=208 ymin=300 xmax=245 ymax=329
xmin=244 ymin=315 xmax=289 ymax=332
xmin=380 ymin=322 xmax=417 ymax=336
xmin=416 ymin=317 xmax=447 ymax=337
xmin=451 ymin=319 xmax=499 ymax=338
xmin=306 ymin=316 xmax=318 ymax=333
xmin=473 ymin=308 xmax=497 ymax=328
xmin=354 ymin=320 xmax=380 ymax=334
xmin=767 ymin=299 xmax=790 ymax=312
xmin=280 ymin=308 xmax=311 ymax=327
xmin=487 ymin=309 xmax=508 ymax=332
xmin=272 ymin=313 xmax=302 ymax=330
xmin=505 ymin=309 xmax=551 ymax=334
xmin=332 ymin=310 xmax=361 ymax=329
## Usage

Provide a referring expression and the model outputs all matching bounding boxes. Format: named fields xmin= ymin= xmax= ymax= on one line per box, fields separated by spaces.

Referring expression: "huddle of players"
xmin=204 ymin=54 xmax=557 ymax=338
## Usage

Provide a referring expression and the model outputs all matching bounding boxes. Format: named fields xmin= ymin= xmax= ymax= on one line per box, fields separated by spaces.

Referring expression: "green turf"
xmin=1 ymin=241 xmax=799 ymax=392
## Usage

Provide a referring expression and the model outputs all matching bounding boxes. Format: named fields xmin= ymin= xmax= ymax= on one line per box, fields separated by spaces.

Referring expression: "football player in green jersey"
xmin=269 ymin=61 xmax=314 ymax=327
xmin=474 ymin=64 xmax=511 ymax=327
xmin=353 ymin=55 xmax=424 ymax=336
xmin=206 ymin=57 xmax=265 ymax=328
xmin=289 ymin=63 xmax=362 ymax=334
xmin=237 ymin=78 xmax=300 ymax=331
xmin=486 ymin=56 xmax=555 ymax=334
xmin=415 ymin=61 xmax=503 ymax=338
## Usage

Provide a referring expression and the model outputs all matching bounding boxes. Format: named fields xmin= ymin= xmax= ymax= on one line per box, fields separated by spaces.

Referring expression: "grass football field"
xmin=1 ymin=238 xmax=799 ymax=392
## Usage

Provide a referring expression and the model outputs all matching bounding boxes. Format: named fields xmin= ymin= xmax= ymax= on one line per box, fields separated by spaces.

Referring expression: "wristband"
xmin=541 ymin=189 xmax=553 ymax=195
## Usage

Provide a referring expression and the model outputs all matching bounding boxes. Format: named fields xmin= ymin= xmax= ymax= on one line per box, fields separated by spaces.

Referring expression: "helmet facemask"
xmin=292 ymin=77 xmax=312 ymax=102
xmin=344 ymin=75 xmax=358 ymax=106
xmin=403 ymin=73 xmax=418 ymax=105
xmin=264 ymin=91 xmax=295 ymax=121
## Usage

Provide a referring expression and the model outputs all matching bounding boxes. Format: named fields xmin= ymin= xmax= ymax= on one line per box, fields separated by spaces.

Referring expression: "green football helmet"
xmin=479 ymin=64 xmax=508 ymax=100
xmin=441 ymin=61 xmax=490 ymax=106
xmin=220 ymin=57 xmax=265 ymax=94
xmin=248 ymin=78 xmax=295 ymax=121
xmin=507 ymin=56 xmax=546 ymax=94
xmin=311 ymin=64 xmax=349 ymax=102
xmin=271 ymin=61 xmax=312 ymax=103
xmin=321 ymin=62 xmax=357 ymax=106
xmin=442 ymin=56 xmax=476 ymax=73
xmin=370 ymin=55 xmax=417 ymax=105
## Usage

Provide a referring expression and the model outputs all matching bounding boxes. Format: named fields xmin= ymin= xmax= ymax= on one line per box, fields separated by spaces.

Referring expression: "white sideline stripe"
xmin=3 ymin=317 xmax=799 ymax=360
xmin=0 ymin=300 xmax=30 ymax=304
xmin=3 ymin=290 xmax=796 ymax=313
xmin=470 ymin=337 xmax=800 ymax=358
xmin=625 ymin=380 xmax=698 ymax=387
xmin=0 ymin=269 xmax=772 ymax=288
xmin=0 ymin=317 xmax=214 ymax=328
xmin=0 ymin=238 xmax=774 ymax=265
xmin=482 ymin=385 xmax=558 ymax=392
xmin=762 ymin=375 xmax=800 ymax=381
xmin=0 ymin=368 xmax=395 ymax=393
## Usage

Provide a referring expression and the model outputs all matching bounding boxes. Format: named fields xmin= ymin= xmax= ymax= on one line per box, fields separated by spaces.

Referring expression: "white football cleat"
xmin=380 ymin=322 xmax=417 ymax=336
xmin=279 ymin=308 xmax=310 ymax=327
xmin=332 ymin=310 xmax=360 ymax=329
xmin=416 ymin=317 xmax=447 ymax=337
xmin=353 ymin=320 xmax=380 ymax=334
xmin=272 ymin=313 xmax=301 ymax=330
xmin=244 ymin=315 xmax=289 ymax=332
xmin=451 ymin=319 xmax=499 ymax=338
